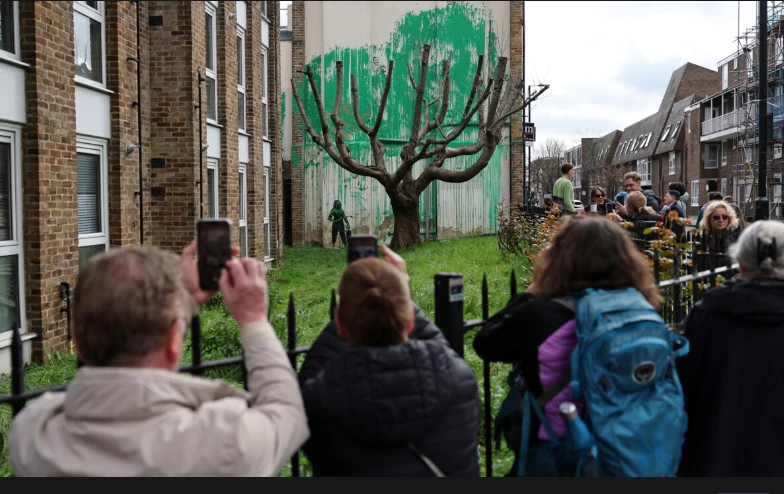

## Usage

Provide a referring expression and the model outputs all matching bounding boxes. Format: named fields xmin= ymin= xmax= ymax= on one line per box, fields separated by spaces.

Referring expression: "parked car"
xmin=573 ymin=199 xmax=584 ymax=213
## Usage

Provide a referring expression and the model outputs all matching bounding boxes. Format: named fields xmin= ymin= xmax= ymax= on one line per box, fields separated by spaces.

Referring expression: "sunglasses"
xmin=593 ymin=193 xmax=605 ymax=198
xmin=712 ymin=215 xmax=729 ymax=221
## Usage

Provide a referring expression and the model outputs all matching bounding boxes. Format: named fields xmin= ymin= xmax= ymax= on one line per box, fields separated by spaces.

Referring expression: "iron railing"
xmin=0 ymin=227 xmax=740 ymax=477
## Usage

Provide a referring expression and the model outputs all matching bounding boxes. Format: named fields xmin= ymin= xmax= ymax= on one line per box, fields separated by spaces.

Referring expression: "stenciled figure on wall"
xmin=328 ymin=200 xmax=351 ymax=248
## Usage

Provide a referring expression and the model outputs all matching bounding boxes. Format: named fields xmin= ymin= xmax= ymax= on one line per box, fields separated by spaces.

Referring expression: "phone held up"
xmin=197 ymin=218 xmax=233 ymax=291
xmin=347 ymin=234 xmax=378 ymax=264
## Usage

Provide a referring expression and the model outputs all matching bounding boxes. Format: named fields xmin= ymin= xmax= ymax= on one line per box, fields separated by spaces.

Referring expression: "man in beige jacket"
xmin=9 ymin=242 xmax=309 ymax=476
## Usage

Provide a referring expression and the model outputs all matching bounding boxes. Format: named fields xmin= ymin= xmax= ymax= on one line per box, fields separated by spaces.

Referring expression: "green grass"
xmin=0 ymin=234 xmax=529 ymax=477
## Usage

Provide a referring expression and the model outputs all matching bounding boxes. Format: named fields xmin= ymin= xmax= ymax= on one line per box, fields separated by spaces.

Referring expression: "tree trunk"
xmin=388 ymin=185 xmax=421 ymax=250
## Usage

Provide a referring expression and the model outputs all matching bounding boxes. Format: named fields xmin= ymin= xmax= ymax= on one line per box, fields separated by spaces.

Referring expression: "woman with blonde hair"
xmin=698 ymin=200 xmax=742 ymax=253
xmin=473 ymin=216 xmax=660 ymax=476
xmin=677 ymin=220 xmax=784 ymax=476
xmin=610 ymin=191 xmax=661 ymax=226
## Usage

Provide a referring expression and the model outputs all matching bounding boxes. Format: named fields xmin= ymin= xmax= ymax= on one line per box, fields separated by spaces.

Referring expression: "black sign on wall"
xmin=524 ymin=122 xmax=536 ymax=143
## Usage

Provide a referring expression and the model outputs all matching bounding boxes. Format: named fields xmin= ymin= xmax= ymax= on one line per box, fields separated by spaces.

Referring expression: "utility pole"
xmin=521 ymin=1 xmax=526 ymax=207
xmin=757 ymin=0 xmax=770 ymax=220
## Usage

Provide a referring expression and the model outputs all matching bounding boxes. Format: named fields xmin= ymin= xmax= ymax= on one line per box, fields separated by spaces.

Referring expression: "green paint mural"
xmin=296 ymin=2 xmax=511 ymax=245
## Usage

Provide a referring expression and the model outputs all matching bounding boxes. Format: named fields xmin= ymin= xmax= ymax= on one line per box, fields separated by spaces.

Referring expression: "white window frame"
xmin=261 ymin=45 xmax=269 ymax=140
xmin=238 ymin=163 xmax=248 ymax=256
xmin=0 ymin=0 xmax=20 ymax=61
xmin=661 ymin=125 xmax=671 ymax=141
xmin=775 ymin=173 xmax=783 ymax=203
xmin=636 ymin=158 xmax=651 ymax=186
xmin=722 ymin=63 xmax=729 ymax=90
xmin=73 ymin=1 xmax=107 ymax=89
xmin=237 ymin=23 xmax=247 ymax=133
xmin=263 ymin=164 xmax=271 ymax=259
xmin=721 ymin=177 xmax=728 ymax=198
xmin=721 ymin=141 xmax=729 ymax=166
xmin=704 ymin=143 xmax=719 ymax=169
xmin=668 ymin=152 xmax=675 ymax=176
xmin=671 ymin=120 xmax=681 ymax=139
xmin=260 ymin=1 xmax=269 ymax=21
xmin=0 ymin=124 xmax=25 ymax=342
xmin=207 ymin=158 xmax=219 ymax=218
xmin=691 ymin=180 xmax=700 ymax=206
xmin=76 ymin=136 xmax=109 ymax=265
xmin=205 ymin=2 xmax=218 ymax=124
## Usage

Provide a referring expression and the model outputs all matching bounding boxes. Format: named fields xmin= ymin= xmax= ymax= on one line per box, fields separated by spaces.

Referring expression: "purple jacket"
xmin=535 ymin=319 xmax=585 ymax=441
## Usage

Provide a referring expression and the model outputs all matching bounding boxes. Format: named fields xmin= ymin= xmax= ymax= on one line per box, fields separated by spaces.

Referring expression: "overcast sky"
xmin=525 ymin=1 xmax=758 ymax=155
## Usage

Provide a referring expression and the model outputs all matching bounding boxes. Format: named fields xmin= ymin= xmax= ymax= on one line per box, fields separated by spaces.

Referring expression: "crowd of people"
xmin=5 ymin=166 xmax=784 ymax=476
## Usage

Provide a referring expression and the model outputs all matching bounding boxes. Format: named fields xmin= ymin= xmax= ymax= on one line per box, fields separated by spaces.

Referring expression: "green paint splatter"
xmin=281 ymin=93 xmax=286 ymax=148
xmin=298 ymin=3 xmax=509 ymax=238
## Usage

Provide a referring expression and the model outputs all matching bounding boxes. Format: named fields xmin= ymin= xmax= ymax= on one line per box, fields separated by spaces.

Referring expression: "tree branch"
xmin=408 ymin=44 xmax=431 ymax=145
xmin=349 ymin=74 xmax=373 ymax=134
xmin=484 ymin=57 xmax=508 ymax=126
xmin=370 ymin=60 xmax=394 ymax=138
xmin=462 ymin=54 xmax=484 ymax=120
xmin=304 ymin=65 xmax=334 ymax=151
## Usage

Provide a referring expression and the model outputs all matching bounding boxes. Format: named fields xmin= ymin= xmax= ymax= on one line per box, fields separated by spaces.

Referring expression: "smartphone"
xmin=605 ymin=203 xmax=615 ymax=214
xmin=617 ymin=195 xmax=625 ymax=206
xmin=347 ymin=234 xmax=378 ymax=264
xmin=197 ymin=218 xmax=233 ymax=291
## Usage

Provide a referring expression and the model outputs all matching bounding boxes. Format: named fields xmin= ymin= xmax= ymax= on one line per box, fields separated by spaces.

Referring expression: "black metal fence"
xmin=0 ymin=226 xmax=740 ymax=477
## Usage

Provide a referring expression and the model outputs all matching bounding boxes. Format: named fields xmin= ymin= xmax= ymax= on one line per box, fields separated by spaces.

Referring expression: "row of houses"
xmin=563 ymin=5 xmax=784 ymax=220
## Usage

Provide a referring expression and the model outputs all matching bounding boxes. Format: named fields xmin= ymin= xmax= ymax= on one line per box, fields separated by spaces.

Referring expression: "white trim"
xmin=205 ymin=2 xmax=218 ymax=124
xmin=76 ymin=136 xmax=109 ymax=256
xmin=263 ymin=163 xmax=270 ymax=258
xmin=74 ymin=77 xmax=114 ymax=95
xmin=691 ymin=180 xmax=700 ymax=206
xmin=207 ymin=158 xmax=219 ymax=218
xmin=0 ymin=122 xmax=25 ymax=340
xmin=239 ymin=163 xmax=248 ymax=257
xmin=261 ymin=45 xmax=269 ymax=138
xmin=73 ymin=1 xmax=106 ymax=88
xmin=668 ymin=152 xmax=675 ymax=176
xmin=0 ymin=331 xmax=35 ymax=348
xmin=0 ymin=1 xmax=21 ymax=60
xmin=237 ymin=24 xmax=247 ymax=132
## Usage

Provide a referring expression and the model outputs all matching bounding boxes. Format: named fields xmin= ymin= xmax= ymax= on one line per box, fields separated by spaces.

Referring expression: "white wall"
xmin=0 ymin=62 xmax=26 ymax=125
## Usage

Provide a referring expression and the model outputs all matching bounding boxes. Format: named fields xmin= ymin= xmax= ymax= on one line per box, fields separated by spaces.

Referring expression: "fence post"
xmin=481 ymin=274 xmax=492 ymax=478
xmin=510 ymin=269 xmax=517 ymax=299
xmin=190 ymin=314 xmax=203 ymax=376
xmin=329 ymin=288 xmax=336 ymax=321
xmin=434 ymin=273 xmax=465 ymax=358
xmin=11 ymin=326 xmax=25 ymax=417
xmin=287 ymin=293 xmax=301 ymax=478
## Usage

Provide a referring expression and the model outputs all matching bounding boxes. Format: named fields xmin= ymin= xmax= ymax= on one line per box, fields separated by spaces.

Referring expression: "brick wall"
xmin=246 ymin=1 xmax=265 ymax=259
xmin=267 ymin=2 xmax=284 ymax=264
xmin=290 ymin=1 xmax=305 ymax=246
xmin=19 ymin=1 xmax=79 ymax=361
xmin=509 ymin=1 xmax=523 ymax=205
xmin=216 ymin=0 xmax=239 ymax=246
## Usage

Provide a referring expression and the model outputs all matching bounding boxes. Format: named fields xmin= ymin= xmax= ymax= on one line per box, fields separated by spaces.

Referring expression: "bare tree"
xmin=530 ymin=138 xmax=566 ymax=196
xmin=291 ymin=44 xmax=542 ymax=249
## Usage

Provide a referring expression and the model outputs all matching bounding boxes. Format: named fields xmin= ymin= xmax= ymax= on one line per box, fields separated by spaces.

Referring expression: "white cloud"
xmin=524 ymin=1 xmax=758 ymax=154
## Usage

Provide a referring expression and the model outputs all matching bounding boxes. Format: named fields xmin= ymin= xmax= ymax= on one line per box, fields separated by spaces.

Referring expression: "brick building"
xmin=0 ymin=1 xmax=283 ymax=372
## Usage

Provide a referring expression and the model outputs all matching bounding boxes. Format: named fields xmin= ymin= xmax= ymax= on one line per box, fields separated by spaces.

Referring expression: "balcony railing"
xmin=702 ymin=109 xmax=747 ymax=135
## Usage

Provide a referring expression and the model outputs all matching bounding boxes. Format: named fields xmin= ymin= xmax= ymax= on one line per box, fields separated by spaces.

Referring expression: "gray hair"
xmin=729 ymin=220 xmax=784 ymax=278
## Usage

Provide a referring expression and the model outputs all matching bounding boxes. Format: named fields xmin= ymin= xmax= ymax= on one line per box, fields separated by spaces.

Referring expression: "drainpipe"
xmin=520 ymin=1 xmax=525 ymax=207
xmin=197 ymin=70 xmax=205 ymax=218
xmin=128 ymin=1 xmax=144 ymax=243
xmin=756 ymin=0 xmax=770 ymax=220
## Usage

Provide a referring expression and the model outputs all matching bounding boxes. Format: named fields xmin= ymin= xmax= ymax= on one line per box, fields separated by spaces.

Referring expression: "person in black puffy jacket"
xmin=298 ymin=245 xmax=480 ymax=477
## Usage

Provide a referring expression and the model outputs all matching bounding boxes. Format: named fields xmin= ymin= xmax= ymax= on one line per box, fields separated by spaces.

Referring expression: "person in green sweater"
xmin=328 ymin=200 xmax=351 ymax=248
xmin=552 ymin=163 xmax=576 ymax=214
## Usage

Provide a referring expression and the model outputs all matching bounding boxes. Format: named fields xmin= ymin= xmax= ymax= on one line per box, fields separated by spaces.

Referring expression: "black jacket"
xmin=298 ymin=306 xmax=480 ymax=477
xmin=642 ymin=189 xmax=662 ymax=213
xmin=676 ymin=277 xmax=784 ymax=477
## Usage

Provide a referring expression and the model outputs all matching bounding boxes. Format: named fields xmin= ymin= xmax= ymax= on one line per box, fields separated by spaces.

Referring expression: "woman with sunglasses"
xmin=586 ymin=186 xmax=614 ymax=215
xmin=698 ymin=200 xmax=743 ymax=260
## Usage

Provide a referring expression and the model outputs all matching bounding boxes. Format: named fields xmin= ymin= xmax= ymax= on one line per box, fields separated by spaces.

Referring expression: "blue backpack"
xmin=498 ymin=287 xmax=690 ymax=477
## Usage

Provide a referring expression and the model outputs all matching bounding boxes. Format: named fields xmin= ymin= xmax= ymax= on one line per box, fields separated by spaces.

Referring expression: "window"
xmin=721 ymin=141 xmax=729 ymax=166
xmin=722 ymin=63 xmax=729 ymax=90
xmin=207 ymin=158 xmax=218 ymax=218
xmin=0 ymin=126 xmax=24 ymax=338
xmin=636 ymin=158 xmax=651 ymax=185
xmin=237 ymin=23 xmax=247 ymax=132
xmin=704 ymin=144 xmax=718 ymax=169
xmin=573 ymin=165 xmax=582 ymax=187
xmin=775 ymin=173 xmax=782 ymax=203
xmin=691 ymin=180 xmax=699 ymax=206
xmin=747 ymin=48 xmax=754 ymax=78
xmin=661 ymin=125 xmax=671 ymax=141
xmin=0 ymin=0 xmax=19 ymax=57
xmin=205 ymin=3 xmax=218 ymax=122
xmin=721 ymin=177 xmax=728 ymax=198
xmin=77 ymin=138 xmax=108 ymax=269
xmin=642 ymin=132 xmax=652 ymax=148
xmin=261 ymin=46 xmax=269 ymax=138
xmin=239 ymin=163 xmax=248 ymax=256
xmin=777 ymin=37 xmax=784 ymax=66
xmin=668 ymin=152 xmax=675 ymax=176
xmin=260 ymin=1 xmax=268 ymax=19
xmin=73 ymin=1 xmax=105 ymax=85
xmin=671 ymin=120 xmax=681 ymax=139
xmin=733 ymin=57 xmax=738 ymax=70
xmin=263 ymin=164 xmax=271 ymax=258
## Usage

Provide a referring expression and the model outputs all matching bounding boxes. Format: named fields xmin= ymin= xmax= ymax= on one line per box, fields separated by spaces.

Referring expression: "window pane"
xmin=264 ymin=222 xmax=270 ymax=258
xmin=207 ymin=167 xmax=216 ymax=218
xmin=74 ymin=11 xmax=103 ymax=83
xmin=79 ymin=244 xmax=105 ymax=270
xmin=206 ymin=75 xmax=216 ymax=120
xmin=0 ymin=254 xmax=19 ymax=333
xmin=238 ymin=92 xmax=245 ymax=130
xmin=0 ymin=0 xmax=15 ymax=54
xmin=264 ymin=167 xmax=270 ymax=219
xmin=239 ymin=170 xmax=246 ymax=220
xmin=263 ymin=102 xmax=268 ymax=137
xmin=85 ymin=1 xmax=99 ymax=10
xmin=237 ymin=34 xmax=243 ymax=87
xmin=77 ymin=152 xmax=101 ymax=235
xmin=205 ymin=11 xmax=214 ymax=71
xmin=261 ymin=51 xmax=267 ymax=99
xmin=0 ymin=142 xmax=11 ymax=242
xmin=240 ymin=225 xmax=247 ymax=257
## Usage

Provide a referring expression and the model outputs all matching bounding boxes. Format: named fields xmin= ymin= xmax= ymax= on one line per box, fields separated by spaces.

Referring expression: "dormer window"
xmin=671 ymin=121 xmax=681 ymax=139
xmin=661 ymin=125 xmax=671 ymax=141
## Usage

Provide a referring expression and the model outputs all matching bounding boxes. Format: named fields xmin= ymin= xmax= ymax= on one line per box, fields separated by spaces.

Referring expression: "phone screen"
xmin=605 ymin=203 xmax=614 ymax=214
xmin=347 ymin=235 xmax=378 ymax=264
xmin=197 ymin=219 xmax=232 ymax=290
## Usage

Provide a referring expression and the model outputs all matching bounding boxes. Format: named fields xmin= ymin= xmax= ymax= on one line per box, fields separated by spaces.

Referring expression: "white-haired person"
xmin=677 ymin=220 xmax=784 ymax=476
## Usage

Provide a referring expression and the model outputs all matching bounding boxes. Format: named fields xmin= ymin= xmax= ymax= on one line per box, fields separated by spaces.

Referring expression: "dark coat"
xmin=298 ymin=306 xmax=480 ymax=477
xmin=677 ymin=277 xmax=784 ymax=477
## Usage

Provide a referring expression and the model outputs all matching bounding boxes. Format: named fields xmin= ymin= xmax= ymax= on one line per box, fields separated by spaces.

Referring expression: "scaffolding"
xmin=735 ymin=1 xmax=784 ymax=219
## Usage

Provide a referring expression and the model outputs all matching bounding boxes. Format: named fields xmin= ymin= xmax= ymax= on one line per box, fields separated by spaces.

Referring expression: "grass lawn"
xmin=0 ymin=234 xmax=529 ymax=477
